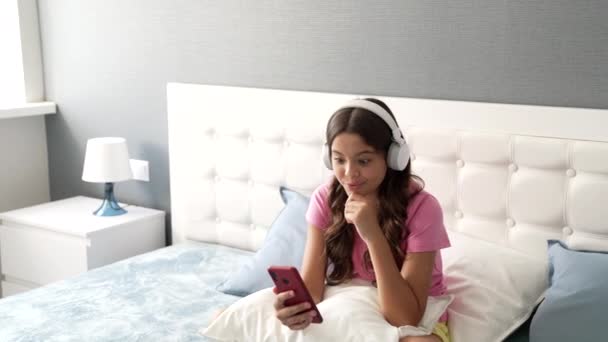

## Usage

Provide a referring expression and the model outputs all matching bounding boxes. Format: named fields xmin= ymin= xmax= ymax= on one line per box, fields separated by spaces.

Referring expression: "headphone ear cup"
xmin=387 ymin=142 xmax=410 ymax=171
xmin=322 ymin=143 xmax=333 ymax=170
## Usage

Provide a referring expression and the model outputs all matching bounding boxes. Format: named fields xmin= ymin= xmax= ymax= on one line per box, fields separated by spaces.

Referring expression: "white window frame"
xmin=0 ymin=0 xmax=56 ymax=120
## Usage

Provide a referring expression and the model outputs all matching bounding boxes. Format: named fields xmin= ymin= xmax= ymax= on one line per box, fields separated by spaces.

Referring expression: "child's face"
xmin=330 ymin=133 xmax=387 ymax=196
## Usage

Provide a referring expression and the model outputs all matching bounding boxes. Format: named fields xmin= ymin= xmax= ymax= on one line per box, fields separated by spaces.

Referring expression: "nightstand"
xmin=0 ymin=196 xmax=165 ymax=298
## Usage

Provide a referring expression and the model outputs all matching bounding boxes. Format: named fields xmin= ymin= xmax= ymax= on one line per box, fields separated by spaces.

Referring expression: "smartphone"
xmin=267 ymin=266 xmax=323 ymax=323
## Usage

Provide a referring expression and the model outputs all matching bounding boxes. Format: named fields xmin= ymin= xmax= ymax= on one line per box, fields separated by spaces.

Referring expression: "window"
xmin=0 ymin=0 xmax=54 ymax=117
xmin=0 ymin=0 xmax=26 ymax=106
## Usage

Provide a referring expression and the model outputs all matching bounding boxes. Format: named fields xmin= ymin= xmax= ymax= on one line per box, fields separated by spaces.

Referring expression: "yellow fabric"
xmin=432 ymin=322 xmax=450 ymax=342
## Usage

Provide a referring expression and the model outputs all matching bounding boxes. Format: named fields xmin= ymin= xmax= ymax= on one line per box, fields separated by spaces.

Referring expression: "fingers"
xmin=344 ymin=202 xmax=352 ymax=222
xmin=345 ymin=194 xmax=365 ymax=209
xmin=274 ymin=295 xmax=317 ymax=330
xmin=344 ymin=197 xmax=359 ymax=224
xmin=345 ymin=192 xmax=376 ymax=214
xmin=273 ymin=290 xmax=293 ymax=310
xmin=287 ymin=310 xmax=317 ymax=330
xmin=348 ymin=191 xmax=378 ymax=203
xmin=345 ymin=193 xmax=358 ymax=206
xmin=289 ymin=320 xmax=310 ymax=330
xmin=348 ymin=191 xmax=360 ymax=199
xmin=277 ymin=301 xmax=312 ymax=320
xmin=345 ymin=195 xmax=356 ymax=209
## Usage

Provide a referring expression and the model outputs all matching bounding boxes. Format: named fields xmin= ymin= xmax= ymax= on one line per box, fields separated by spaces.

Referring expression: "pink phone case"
xmin=267 ymin=266 xmax=323 ymax=323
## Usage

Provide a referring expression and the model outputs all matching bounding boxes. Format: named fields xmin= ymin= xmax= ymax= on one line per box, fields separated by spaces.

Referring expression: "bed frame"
xmin=167 ymin=83 xmax=608 ymax=260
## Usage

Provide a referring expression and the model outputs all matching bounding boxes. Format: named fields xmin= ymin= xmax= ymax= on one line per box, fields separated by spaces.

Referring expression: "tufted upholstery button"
xmin=456 ymin=160 xmax=465 ymax=168
xmin=563 ymin=226 xmax=573 ymax=236
xmin=454 ymin=211 xmax=463 ymax=219
xmin=506 ymin=218 xmax=516 ymax=227
xmin=566 ymin=169 xmax=576 ymax=177
xmin=508 ymin=164 xmax=518 ymax=173
xmin=215 ymin=217 xmax=222 ymax=224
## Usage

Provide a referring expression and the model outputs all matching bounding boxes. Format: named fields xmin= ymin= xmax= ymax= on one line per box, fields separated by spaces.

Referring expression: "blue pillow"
xmin=530 ymin=240 xmax=608 ymax=342
xmin=217 ymin=187 xmax=310 ymax=297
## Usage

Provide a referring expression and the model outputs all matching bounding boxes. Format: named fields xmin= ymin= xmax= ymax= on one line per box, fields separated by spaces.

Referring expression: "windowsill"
xmin=0 ymin=102 xmax=57 ymax=120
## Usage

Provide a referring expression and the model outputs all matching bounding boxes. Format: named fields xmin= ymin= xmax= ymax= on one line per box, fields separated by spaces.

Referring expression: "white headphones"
xmin=323 ymin=99 xmax=410 ymax=171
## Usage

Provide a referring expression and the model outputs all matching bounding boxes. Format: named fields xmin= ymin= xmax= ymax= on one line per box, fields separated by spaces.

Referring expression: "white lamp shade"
xmin=82 ymin=137 xmax=133 ymax=183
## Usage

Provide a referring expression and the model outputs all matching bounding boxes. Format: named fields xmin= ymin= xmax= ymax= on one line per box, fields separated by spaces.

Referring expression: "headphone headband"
xmin=323 ymin=98 xmax=410 ymax=171
xmin=337 ymin=99 xmax=405 ymax=145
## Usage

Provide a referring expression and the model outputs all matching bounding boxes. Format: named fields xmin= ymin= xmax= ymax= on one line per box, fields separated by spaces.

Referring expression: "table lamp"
xmin=82 ymin=137 xmax=133 ymax=216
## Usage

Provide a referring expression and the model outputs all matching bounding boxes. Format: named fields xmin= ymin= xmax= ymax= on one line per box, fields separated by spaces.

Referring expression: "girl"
xmin=273 ymin=98 xmax=451 ymax=342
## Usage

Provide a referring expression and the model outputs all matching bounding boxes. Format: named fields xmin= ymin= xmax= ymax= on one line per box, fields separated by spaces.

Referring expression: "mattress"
xmin=0 ymin=242 xmax=251 ymax=342
xmin=0 ymin=240 xmax=530 ymax=342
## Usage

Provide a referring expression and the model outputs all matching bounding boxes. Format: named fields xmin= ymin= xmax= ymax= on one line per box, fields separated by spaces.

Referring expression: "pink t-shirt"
xmin=305 ymin=181 xmax=451 ymax=320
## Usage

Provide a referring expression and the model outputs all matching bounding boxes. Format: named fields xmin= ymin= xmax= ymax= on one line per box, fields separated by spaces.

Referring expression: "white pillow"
xmin=443 ymin=232 xmax=548 ymax=342
xmin=202 ymin=282 xmax=453 ymax=342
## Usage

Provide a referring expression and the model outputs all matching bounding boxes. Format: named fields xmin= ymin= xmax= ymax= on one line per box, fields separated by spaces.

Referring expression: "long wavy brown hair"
xmin=324 ymin=98 xmax=424 ymax=285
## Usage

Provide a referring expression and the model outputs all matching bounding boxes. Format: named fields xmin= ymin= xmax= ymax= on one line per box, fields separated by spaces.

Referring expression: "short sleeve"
xmin=404 ymin=194 xmax=451 ymax=253
xmin=305 ymin=183 xmax=331 ymax=230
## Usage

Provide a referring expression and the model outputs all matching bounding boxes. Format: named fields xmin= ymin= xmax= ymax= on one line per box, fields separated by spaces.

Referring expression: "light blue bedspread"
xmin=0 ymin=242 xmax=252 ymax=342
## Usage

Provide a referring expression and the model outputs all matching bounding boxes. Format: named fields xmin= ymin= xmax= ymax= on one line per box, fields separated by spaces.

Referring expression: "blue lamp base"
xmin=93 ymin=182 xmax=127 ymax=216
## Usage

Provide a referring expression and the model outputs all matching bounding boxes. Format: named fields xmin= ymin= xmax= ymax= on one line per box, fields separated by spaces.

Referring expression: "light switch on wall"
xmin=130 ymin=159 xmax=149 ymax=182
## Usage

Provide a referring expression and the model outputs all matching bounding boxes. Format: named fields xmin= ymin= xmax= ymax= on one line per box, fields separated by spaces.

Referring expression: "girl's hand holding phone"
xmin=268 ymin=266 xmax=322 ymax=330
xmin=273 ymin=288 xmax=318 ymax=330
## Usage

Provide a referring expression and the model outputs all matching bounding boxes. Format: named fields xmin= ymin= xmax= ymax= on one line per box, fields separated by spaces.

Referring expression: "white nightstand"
xmin=0 ymin=196 xmax=165 ymax=298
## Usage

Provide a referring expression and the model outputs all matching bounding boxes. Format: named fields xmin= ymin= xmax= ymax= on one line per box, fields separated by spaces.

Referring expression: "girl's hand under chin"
xmin=344 ymin=192 xmax=383 ymax=243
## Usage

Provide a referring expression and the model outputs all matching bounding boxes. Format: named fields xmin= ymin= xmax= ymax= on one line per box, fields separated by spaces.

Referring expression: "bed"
xmin=0 ymin=83 xmax=607 ymax=342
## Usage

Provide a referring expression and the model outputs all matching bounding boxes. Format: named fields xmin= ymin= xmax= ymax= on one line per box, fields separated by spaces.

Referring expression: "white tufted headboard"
xmin=167 ymin=83 xmax=608 ymax=260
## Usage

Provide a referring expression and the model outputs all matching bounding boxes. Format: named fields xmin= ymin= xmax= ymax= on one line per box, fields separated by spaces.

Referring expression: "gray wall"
xmin=0 ymin=116 xmax=50 ymax=212
xmin=38 ymin=0 xmax=608 ymax=243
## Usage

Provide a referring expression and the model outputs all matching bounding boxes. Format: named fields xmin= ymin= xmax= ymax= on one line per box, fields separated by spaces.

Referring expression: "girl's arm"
xmin=367 ymin=231 xmax=435 ymax=327
xmin=300 ymin=225 xmax=327 ymax=304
